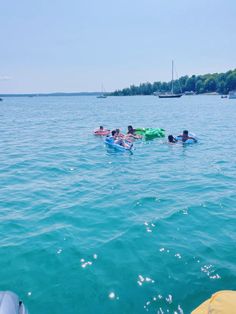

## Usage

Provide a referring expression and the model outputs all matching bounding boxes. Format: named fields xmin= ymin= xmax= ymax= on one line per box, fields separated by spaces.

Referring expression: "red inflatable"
xmin=94 ymin=129 xmax=110 ymax=136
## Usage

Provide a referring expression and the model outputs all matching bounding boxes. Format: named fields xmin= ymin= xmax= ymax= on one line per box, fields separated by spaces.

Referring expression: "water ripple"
xmin=0 ymin=96 xmax=236 ymax=313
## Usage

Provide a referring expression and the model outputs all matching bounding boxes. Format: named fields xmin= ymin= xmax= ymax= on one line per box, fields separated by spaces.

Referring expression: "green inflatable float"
xmin=135 ymin=128 xmax=165 ymax=140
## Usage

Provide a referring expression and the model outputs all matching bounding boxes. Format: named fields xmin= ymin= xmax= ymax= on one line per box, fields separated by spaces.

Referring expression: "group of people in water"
xmin=97 ymin=125 xmax=141 ymax=148
xmin=96 ymin=126 xmax=197 ymax=147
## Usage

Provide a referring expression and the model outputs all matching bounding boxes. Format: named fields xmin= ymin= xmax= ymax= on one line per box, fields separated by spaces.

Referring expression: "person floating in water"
xmin=115 ymin=128 xmax=125 ymax=138
xmin=94 ymin=125 xmax=110 ymax=135
xmin=127 ymin=125 xmax=135 ymax=135
xmin=108 ymin=130 xmax=117 ymax=142
xmin=178 ymin=130 xmax=197 ymax=142
xmin=108 ymin=130 xmax=132 ymax=148
xmin=126 ymin=125 xmax=142 ymax=139
xmin=168 ymin=135 xmax=178 ymax=143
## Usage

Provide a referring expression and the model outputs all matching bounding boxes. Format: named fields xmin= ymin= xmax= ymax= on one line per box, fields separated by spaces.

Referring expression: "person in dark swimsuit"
xmin=127 ymin=125 xmax=135 ymax=134
xmin=178 ymin=130 xmax=197 ymax=142
xmin=168 ymin=135 xmax=177 ymax=143
xmin=126 ymin=125 xmax=142 ymax=139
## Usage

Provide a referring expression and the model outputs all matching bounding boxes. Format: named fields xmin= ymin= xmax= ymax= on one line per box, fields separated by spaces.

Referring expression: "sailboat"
xmin=158 ymin=61 xmax=182 ymax=98
xmin=97 ymin=84 xmax=107 ymax=98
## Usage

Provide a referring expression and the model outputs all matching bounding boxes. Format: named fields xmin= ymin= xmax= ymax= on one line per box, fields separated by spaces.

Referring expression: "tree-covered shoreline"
xmin=110 ymin=69 xmax=236 ymax=96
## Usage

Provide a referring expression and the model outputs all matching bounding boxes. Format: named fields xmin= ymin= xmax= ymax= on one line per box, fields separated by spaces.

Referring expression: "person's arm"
xmin=188 ymin=136 xmax=197 ymax=142
xmin=126 ymin=133 xmax=135 ymax=138
xmin=131 ymin=133 xmax=142 ymax=139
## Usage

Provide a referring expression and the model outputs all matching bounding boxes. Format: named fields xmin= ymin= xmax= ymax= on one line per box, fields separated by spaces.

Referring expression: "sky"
xmin=0 ymin=0 xmax=235 ymax=93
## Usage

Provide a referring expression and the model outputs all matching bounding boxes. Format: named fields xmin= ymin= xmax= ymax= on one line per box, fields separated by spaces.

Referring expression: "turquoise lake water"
xmin=0 ymin=95 xmax=236 ymax=313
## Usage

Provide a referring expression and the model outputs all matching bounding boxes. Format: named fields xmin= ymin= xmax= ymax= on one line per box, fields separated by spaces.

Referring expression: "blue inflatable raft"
xmin=105 ymin=137 xmax=133 ymax=151
xmin=0 ymin=291 xmax=29 ymax=314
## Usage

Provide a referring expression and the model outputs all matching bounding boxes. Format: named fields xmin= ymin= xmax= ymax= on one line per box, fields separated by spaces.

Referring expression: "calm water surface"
xmin=0 ymin=95 xmax=236 ymax=313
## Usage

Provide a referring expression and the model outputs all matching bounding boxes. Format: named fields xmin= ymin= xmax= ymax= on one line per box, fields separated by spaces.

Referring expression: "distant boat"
xmin=229 ymin=90 xmax=236 ymax=99
xmin=221 ymin=95 xmax=227 ymax=99
xmin=0 ymin=98 xmax=3 ymax=101
xmin=203 ymin=92 xmax=219 ymax=95
xmin=157 ymin=61 xmax=182 ymax=98
xmin=97 ymin=85 xmax=107 ymax=98
xmin=185 ymin=91 xmax=196 ymax=95
xmin=158 ymin=92 xmax=182 ymax=98
xmin=97 ymin=94 xmax=107 ymax=99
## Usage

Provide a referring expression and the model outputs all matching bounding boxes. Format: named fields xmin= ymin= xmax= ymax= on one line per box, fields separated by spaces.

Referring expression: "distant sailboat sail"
xmin=157 ymin=61 xmax=182 ymax=98
xmin=97 ymin=84 xmax=107 ymax=98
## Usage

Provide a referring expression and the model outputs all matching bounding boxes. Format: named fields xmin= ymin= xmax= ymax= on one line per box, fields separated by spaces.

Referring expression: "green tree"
xmin=226 ymin=73 xmax=236 ymax=92
xmin=179 ymin=75 xmax=189 ymax=92
xmin=195 ymin=80 xmax=203 ymax=94
xmin=185 ymin=76 xmax=196 ymax=91
xmin=205 ymin=77 xmax=217 ymax=92
xmin=109 ymin=68 xmax=236 ymax=96
xmin=153 ymin=81 xmax=162 ymax=93
xmin=160 ymin=82 xmax=169 ymax=92
xmin=217 ymin=81 xmax=226 ymax=94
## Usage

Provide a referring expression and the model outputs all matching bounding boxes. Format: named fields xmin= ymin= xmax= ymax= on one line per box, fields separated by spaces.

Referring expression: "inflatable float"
xmin=105 ymin=137 xmax=133 ymax=151
xmin=94 ymin=129 xmax=110 ymax=136
xmin=192 ymin=290 xmax=236 ymax=314
xmin=0 ymin=291 xmax=29 ymax=314
xmin=135 ymin=128 xmax=165 ymax=140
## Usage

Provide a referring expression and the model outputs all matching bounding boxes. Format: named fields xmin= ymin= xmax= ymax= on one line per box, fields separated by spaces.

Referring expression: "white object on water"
xmin=109 ymin=292 xmax=115 ymax=299
xmin=229 ymin=90 xmax=236 ymax=99
xmin=138 ymin=275 xmax=145 ymax=282
xmin=0 ymin=291 xmax=29 ymax=313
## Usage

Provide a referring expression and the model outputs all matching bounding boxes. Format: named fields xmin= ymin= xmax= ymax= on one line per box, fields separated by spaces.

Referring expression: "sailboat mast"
xmin=171 ymin=60 xmax=174 ymax=94
xmin=158 ymin=60 xmax=182 ymax=98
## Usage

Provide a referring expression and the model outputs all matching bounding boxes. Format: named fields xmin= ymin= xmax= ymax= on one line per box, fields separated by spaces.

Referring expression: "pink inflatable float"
xmin=94 ymin=128 xmax=110 ymax=136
